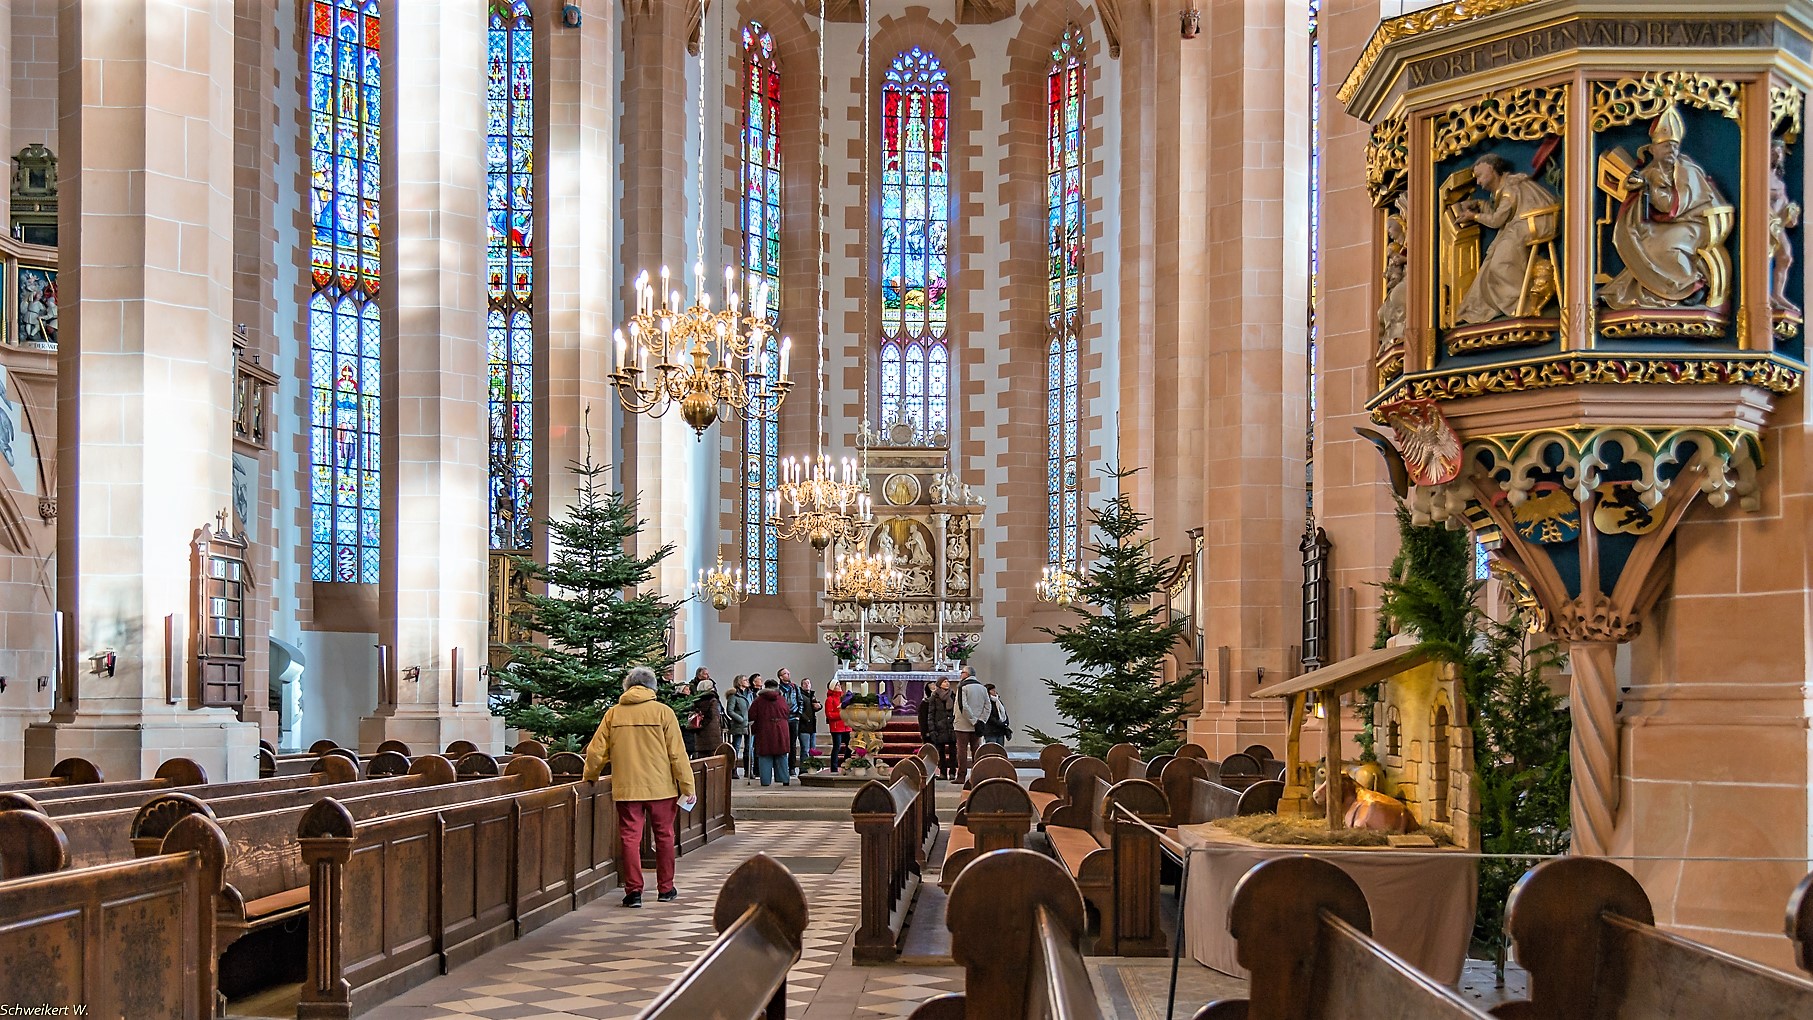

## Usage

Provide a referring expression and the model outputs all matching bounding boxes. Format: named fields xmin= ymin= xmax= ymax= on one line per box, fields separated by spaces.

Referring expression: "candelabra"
xmin=1036 ymin=564 xmax=1083 ymax=607
xmin=610 ymin=264 xmax=793 ymax=436
xmin=770 ymin=454 xmax=872 ymax=550
xmin=692 ymin=555 xmax=749 ymax=611
xmin=828 ymin=551 xmax=905 ymax=665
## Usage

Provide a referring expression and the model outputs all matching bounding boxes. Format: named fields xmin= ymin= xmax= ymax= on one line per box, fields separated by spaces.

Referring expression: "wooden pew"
xmin=0 ymin=756 xmax=104 ymax=793
xmin=1792 ymin=870 xmax=1813 ymax=978
xmin=1046 ymin=756 xmax=1110 ymax=830
xmin=1144 ymin=753 xmax=1176 ymax=781
xmin=975 ymin=741 xmax=1008 ymax=760
xmin=0 ymin=812 xmax=230 ymax=1020
xmin=39 ymin=755 xmax=450 ymax=870
xmin=852 ymin=759 xmax=935 ymax=963
xmin=1046 ymin=776 xmax=1170 ymax=955
xmin=634 ymin=854 xmax=808 ymax=1020
xmin=1195 ymin=856 xmax=1495 ymax=1020
xmin=12 ymin=757 xmax=207 ymax=804
xmin=1493 ymin=856 xmax=1813 ymax=1019
xmin=1106 ymin=742 xmax=1143 ymax=782
xmin=29 ymin=753 xmax=361 ymax=817
xmin=909 ymin=848 xmax=1104 ymax=1020
xmin=0 ymin=809 xmax=68 ymax=879
xmin=942 ymin=778 xmax=1035 ymax=891
xmin=202 ymin=756 xmax=551 ymax=955
xmin=675 ymin=744 xmax=739 ymax=853
xmin=1160 ymin=757 xmax=1283 ymax=826
xmin=1216 ymin=752 xmax=1266 ymax=791
xmin=1030 ymin=743 xmax=1072 ymax=795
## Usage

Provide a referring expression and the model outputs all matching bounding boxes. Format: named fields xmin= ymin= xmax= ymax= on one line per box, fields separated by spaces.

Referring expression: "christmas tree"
xmin=1029 ymin=468 xmax=1199 ymax=757
xmin=492 ymin=439 xmax=686 ymax=752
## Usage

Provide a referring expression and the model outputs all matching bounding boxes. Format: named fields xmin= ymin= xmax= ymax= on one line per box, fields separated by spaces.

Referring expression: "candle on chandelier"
xmin=779 ymin=337 xmax=791 ymax=383
xmin=612 ymin=330 xmax=624 ymax=374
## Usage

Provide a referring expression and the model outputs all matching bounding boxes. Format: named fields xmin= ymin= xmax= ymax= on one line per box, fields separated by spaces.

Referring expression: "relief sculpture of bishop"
xmin=1598 ymin=104 xmax=1734 ymax=313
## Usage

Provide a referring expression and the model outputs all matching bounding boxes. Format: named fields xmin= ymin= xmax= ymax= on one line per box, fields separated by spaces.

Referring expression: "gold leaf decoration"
xmin=1431 ymin=85 xmax=1567 ymax=162
xmin=1771 ymin=84 xmax=1803 ymax=143
xmin=1588 ymin=72 xmax=1741 ymax=132
xmin=1337 ymin=0 xmax=1547 ymax=107
xmin=1367 ymin=113 xmax=1409 ymax=207
xmin=1373 ymin=355 xmax=1804 ymax=411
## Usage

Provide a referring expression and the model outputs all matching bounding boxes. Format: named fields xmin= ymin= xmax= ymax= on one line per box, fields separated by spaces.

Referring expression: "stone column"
xmin=537 ymin=0 xmax=617 ymax=555
xmin=619 ymin=0 xmax=698 ymax=652
xmin=361 ymin=0 xmax=502 ymax=752
xmin=1183 ymin=0 xmax=1308 ymax=754
xmin=27 ymin=0 xmax=258 ymax=780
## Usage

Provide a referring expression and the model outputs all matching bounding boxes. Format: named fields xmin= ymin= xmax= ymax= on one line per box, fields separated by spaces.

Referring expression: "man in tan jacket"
xmin=583 ymin=665 xmax=695 ymax=907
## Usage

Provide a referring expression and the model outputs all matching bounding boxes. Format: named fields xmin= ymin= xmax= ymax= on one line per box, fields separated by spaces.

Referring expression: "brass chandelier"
xmin=826 ymin=548 xmax=905 ymax=608
xmin=1036 ymin=563 xmax=1082 ymax=607
xmin=609 ymin=19 xmax=792 ymax=438
xmin=692 ymin=553 xmax=749 ymax=611
xmin=771 ymin=453 xmax=872 ymax=550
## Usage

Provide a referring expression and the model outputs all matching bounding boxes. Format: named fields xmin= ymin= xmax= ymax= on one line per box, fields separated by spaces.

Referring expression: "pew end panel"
xmin=0 ymin=809 xmax=68 ymax=878
xmin=1792 ymin=870 xmax=1813 ymax=977
xmin=1208 ymin=856 xmax=1494 ymax=1020
xmin=1160 ymin=757 xmax=1211 ymax=825
xmin=0 ymin=791 xmax=45 ymax=814
xmin=634 ymin=854 xmax=808 ymax=1020
xmin=940 ymin=848 xmax=1096 ymax=1020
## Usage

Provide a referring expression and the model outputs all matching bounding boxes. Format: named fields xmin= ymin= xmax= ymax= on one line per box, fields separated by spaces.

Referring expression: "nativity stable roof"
xmin=1254 ymin=645 xmax=1431 ymax=701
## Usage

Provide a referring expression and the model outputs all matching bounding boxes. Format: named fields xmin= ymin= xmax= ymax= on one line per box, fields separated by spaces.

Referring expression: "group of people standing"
xmin=677 ymin=665 xmax=1012 ymax=786
xmin=916 ymin=668 xmax=1011 ymax=782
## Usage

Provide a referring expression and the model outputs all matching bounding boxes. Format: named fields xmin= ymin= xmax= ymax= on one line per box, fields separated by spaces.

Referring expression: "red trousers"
xmin=616 ymin=797 xmax=678 ymax=894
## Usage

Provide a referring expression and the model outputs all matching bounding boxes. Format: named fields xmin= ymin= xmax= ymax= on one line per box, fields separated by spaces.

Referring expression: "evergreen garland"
xmin=1028 ymin=468 xmax=1199 ymax=757
xmin=1375 ymin=503 xmax=1570 ymax=963
xmin=491 ymin=442 xmax=687 ymax=753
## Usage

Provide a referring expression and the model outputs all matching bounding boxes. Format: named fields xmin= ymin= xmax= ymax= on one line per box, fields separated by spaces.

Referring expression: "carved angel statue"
xmin=1377 ymin=197 xmax=1409 ymax=353
xmin=1770 ymin=137 xmax=1802 ymax=316
xmin=1449 ymin=153 xmax=1560 ymax=323
xmin=1599 ymin=104 xmax=1733 ymax=310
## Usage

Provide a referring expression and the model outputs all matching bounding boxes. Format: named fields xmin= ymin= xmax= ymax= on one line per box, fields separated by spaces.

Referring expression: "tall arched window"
xmin=741 ymin=21 xmax=781 ymax=594
xmin=880 ymin=47 xmax=950 ymax=442
xmin=1047 ymin=27 xmax=1085 ymax=571
xmin=487 ymin=0 xmax=534 ymax=551
xmin=308 ymin=0 xmax=381 ymax=583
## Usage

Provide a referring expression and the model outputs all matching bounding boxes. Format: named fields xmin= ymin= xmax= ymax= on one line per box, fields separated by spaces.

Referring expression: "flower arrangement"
xmin=944 ymin=633 xmax=978 ymax=662
xmin=848 ymin=745 xmax=873 ymax=770
xmin=826 ymin=632 xmax=863 ymax=662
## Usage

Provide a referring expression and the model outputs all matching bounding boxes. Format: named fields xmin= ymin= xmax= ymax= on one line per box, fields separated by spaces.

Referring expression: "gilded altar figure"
xmin=1769 ymin=137 xmax=1802 ymax=316
xmin=1598 ymin=105 xmax=1734 ymax=311
xmin=1447 ymin=154 xmax=1560 ymax=323
xmin=1377 ymin=197 xmax=1409 ymax=353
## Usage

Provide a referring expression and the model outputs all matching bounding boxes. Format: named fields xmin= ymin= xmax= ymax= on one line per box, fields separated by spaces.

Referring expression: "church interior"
xmin=3 ymin=0 xmax=1813 ymax=1017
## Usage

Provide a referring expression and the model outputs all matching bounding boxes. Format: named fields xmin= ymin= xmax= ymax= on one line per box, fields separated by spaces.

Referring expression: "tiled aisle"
xmin=357 ymin=821 xmax=963 ymax=1020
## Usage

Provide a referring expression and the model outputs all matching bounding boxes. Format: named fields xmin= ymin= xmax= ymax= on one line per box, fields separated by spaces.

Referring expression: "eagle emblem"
xmin=1381 ymin=399 xmax=1462 ymax=486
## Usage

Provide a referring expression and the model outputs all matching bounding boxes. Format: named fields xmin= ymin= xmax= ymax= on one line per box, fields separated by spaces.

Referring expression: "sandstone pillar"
xmin=619 ymin=0 xmax=699 ymax=652
xmin=28 ymin=0 xmax=258 ymax=780
xmin=1185 ymin=0 xmax=1307 ymax=753
xmin=361 ymin=0 xmax=502 ymax=752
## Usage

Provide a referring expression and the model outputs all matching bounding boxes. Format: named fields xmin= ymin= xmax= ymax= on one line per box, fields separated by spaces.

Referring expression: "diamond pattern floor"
xmin=355 ymin=821 xmax=963 ymax=1020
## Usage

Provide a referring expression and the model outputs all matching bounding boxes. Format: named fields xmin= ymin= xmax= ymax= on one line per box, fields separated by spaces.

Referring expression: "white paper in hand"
xmin=677 ymin=794 xmax=698 ymax=813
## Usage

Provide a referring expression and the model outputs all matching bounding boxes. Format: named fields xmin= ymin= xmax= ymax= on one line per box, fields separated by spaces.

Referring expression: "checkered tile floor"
xmin=357 ymin=821 xmax=963 ymax=1020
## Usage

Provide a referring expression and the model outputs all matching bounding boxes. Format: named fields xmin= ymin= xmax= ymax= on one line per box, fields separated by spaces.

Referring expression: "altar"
xmin=832 ymin=669 xmax=958 ymax=716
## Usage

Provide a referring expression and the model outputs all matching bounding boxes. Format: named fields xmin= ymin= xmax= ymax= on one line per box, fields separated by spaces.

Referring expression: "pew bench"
xmin=32 ymin=753 xmax=361 ymax=817
xmin=633 ymin=854 xmax=808 ymax=1020
xmin=1045 ymin=776 xmax=1170 ymax=956
xmin=1160 ymin=757 xmax=1283 ymax=831
xmin=0 ymin=755 xmax=104 ymax=793
xmin=852 ymin=760 xmax=935 ymax=963
xmin=909 ymin=848 xmax=1105 ymax=1020
xmin=14 ymin=756 xmax=207 ymax=804
xmin=1043 ymin=755 xmax=1110 ymax=831
xmin=941 ymin=778 xmax=1036 ymax=891
xmin=1492 ymin=856 xmax=1813 ymax=1019
xmin=0 ymin=813 xmax=231 ymax=1019
xmin=1194 ymin=857 xmax=1496 ymax=1020
xmin=1028 ymin=744 xmax=1075 ymax=796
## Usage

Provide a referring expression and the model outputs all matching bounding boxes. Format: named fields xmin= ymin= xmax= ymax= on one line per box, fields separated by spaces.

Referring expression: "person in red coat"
xmin=825 ymin=680 xmax=851 ymax=772
xmin=749 ymin=677 xmax=794 ymax=787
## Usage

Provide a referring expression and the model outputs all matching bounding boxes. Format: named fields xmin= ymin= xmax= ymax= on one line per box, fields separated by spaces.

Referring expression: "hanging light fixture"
xmin=609 ymin=17 xmax=793 ymax=437
xmin=1036 ymin=564 xmax=1082 ymax=607
xmin=693 ymin=554 xmax=749 ymax=611
xmin=766 ymin=0 xmax=867 ymax=548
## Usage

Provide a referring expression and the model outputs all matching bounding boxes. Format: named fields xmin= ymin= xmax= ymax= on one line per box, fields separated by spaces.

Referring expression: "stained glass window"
xmin=741 ymin=22 xmax=781 ymax=595
xmin=308 ymin=0 xmax=381 ymax=583
xmin=1047 ymin=28 xmax=1085 ymax=570
xmin=487 ymin=0 xmax=534 ymax=551
xmin=880 ymin=47 xmax=950 ymax=441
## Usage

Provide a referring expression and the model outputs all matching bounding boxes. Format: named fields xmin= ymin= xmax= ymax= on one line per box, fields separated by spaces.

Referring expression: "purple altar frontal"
xmin=832 ymin=669 xmax=959 ymax=715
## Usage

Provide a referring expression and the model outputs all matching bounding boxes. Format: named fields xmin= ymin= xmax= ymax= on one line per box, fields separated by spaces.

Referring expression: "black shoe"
xmin=657 ymin=889 xmax=678 ymax=902
xmin=622 ymin=891 xmax=642 ymax=908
